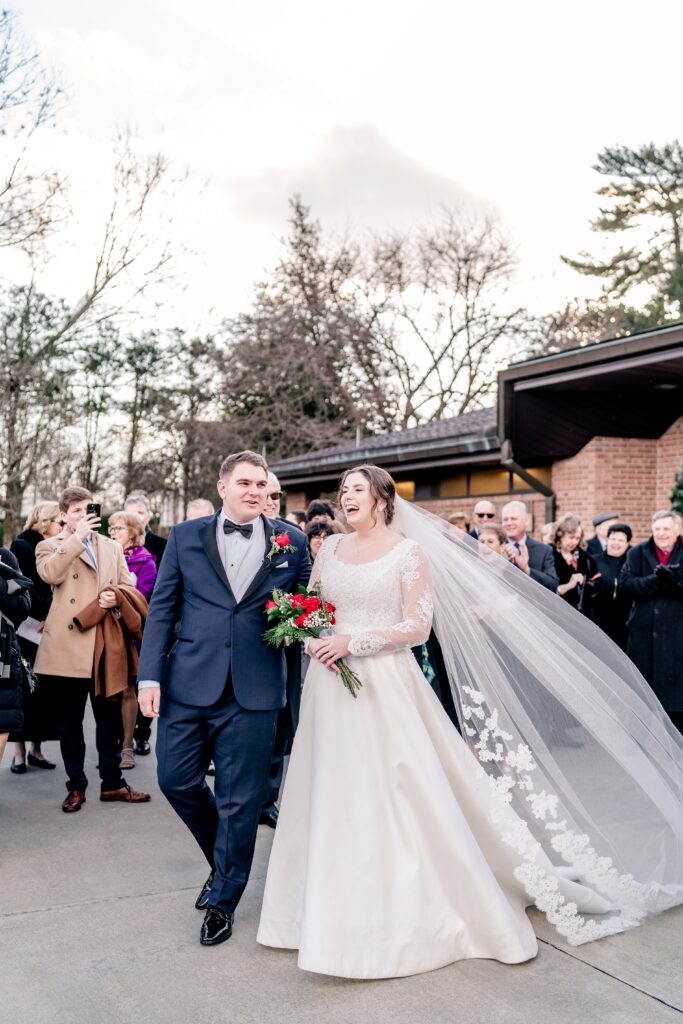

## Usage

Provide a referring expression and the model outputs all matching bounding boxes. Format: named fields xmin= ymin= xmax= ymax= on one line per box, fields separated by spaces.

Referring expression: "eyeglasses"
xmin=51 ymin=518 xmax=66 ymax=527
xmin=475 ymin=511 xmax=496 ymax=519
xmin=268 ymin=491 xmax=281 ymax=501
xmin=108 ymin=525 xmax=127 ymax=534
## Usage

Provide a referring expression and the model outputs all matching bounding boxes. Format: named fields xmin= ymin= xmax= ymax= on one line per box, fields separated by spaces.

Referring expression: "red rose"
xmin=324 ymin=601 xmax=336 ymax=613
xmin=301 ymin=595 xmax=321 ymax=613
xmin=329 ymin=615 xmax=336 ymax=625
xmin=289 ymin=594 xmax=305 ymax=608
xmin=274 ymin=532 xmax=290 ymax=548
xmin=265 ymin=599 xmax=277 ymax=610
xmin=294 ymin=612 xmax=309 ymax=628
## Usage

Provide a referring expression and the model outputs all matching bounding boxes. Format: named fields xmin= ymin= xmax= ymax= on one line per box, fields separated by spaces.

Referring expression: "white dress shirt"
xmin=138 ymin=511 xmax=266 ymax=690
xmin=217 ymin=509 xmax=265 ymax=602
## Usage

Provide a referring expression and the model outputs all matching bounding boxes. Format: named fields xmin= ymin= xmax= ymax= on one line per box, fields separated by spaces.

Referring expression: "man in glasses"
xmin=468 ymin=500 xmax=497 ymax=539
xmin=263 ymin=473 xmax=283 ymax=520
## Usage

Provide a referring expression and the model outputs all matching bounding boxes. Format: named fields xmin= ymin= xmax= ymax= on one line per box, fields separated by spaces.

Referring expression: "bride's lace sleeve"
xmin=348 ymin=542 xmax=433 ymax=656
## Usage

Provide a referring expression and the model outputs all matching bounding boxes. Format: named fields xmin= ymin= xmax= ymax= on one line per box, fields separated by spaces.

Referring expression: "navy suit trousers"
xmin=156 ymin=679 xmax=278 ymax=913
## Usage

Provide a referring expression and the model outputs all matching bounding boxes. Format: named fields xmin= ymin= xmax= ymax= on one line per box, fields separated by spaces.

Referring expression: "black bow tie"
xmin=223 ymin=519 xmax=253 ymax=539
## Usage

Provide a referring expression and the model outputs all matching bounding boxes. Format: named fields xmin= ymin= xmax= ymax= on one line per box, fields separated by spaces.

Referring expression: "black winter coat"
xmin=10 ymin=529 xmax=53 ymax=620
xmin=0 ymin=547 xmax=31 ymax=732
xmin=620 ymin=538 xmax=683 ymax=711
xmin=590 ymin=550 xmax=631 ymax=650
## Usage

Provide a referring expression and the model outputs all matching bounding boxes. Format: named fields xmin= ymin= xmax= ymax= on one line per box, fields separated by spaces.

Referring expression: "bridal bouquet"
xmin=263 ymin=585 xmax=363 ymax=698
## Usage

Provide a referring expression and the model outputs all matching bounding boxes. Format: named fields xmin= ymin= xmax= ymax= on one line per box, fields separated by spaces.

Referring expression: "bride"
xmin=257 ymin=465 xmax=683 ymax=979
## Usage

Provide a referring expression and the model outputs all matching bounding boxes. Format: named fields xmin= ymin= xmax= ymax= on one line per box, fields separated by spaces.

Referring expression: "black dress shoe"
xmin=10 ymin=759 xmax=27 ymax=774
xmin=259 ymin=806 xmax=278 ymax=829
xmin=195 ymin=871 xmax=215 ymax=910
xmin=133 ymin=739 xmax=151 ymax=756
xmin=27 ymin=753 xmax=56 ymax=769
xmin=200 ymin=907 xmax=234 ymax=946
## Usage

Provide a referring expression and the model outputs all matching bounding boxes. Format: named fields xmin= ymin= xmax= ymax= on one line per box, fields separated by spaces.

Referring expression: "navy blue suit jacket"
xmin=525 ymin=536 xmax=559 ymax=592
xmin=137 ymin=513 xmax=312 ymax=710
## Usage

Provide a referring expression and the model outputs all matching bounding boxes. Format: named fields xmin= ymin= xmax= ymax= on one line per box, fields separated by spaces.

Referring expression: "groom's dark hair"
xmin=219 ymin=450 xmax=268 ymax=480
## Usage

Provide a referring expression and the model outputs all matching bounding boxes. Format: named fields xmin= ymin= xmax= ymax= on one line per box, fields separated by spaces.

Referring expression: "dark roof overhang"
xmin=498 ymin=322 xmax=683 ymax=462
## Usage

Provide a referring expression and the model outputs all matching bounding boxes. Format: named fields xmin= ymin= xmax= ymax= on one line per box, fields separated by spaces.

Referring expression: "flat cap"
xmin=592 ymin=512 xmax=619 ymax=528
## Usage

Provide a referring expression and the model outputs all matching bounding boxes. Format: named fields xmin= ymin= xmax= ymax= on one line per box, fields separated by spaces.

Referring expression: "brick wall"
xmin=552 ymin=416 xmax=683 ymax=543
xmin=656 ymin=416 xmax=683 ymax=509
xmin=283 ymin=489 xmax=308 ymax=512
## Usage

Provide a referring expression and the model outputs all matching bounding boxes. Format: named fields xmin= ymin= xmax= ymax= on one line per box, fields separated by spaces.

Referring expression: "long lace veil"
xmin=392 ymin=496 xmax=683 ymax=944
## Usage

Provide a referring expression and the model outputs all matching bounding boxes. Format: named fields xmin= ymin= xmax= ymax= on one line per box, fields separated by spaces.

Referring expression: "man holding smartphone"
xmin=35 ymin=486 xmax=151 ymax=812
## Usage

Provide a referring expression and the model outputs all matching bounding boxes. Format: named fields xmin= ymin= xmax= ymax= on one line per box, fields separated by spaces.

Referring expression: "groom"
xmin=137 ymin=451 xmax=312 ymax=945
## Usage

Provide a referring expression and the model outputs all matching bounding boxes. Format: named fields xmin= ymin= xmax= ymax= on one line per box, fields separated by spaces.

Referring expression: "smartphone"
xmin=86 ymin=502 xmax=101 ymax=518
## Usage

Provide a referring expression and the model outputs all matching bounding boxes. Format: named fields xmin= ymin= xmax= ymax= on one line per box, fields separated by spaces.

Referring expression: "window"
xmin=439 ymin=475 xmax=467 ymax=497
xmin=396 ymin=480 xmax=415 ymax=501
xmin=512 ymin=466 xmax=552 ymax=491
xmin=469 ymin=469 xmax=511 ymax=495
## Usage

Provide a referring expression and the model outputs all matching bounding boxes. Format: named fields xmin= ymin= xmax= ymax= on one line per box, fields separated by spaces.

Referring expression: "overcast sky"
xmin=13 ymin=0 xmax=683 ymax=335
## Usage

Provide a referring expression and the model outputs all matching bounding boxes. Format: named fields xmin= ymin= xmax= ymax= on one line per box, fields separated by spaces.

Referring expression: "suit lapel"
xmin=199 ymin=514 xmax=235 ymax=600
xmin=239 ymin=516 xmax=279 ymax=605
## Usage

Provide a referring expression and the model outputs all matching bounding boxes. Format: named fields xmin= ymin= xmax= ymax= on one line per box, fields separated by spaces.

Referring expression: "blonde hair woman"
xmin=9 ymin=501 xmax=65 ymax=772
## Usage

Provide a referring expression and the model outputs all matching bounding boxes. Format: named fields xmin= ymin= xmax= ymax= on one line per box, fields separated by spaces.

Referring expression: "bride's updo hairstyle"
xmin=339 ymin=464 xmax=396 ymax=526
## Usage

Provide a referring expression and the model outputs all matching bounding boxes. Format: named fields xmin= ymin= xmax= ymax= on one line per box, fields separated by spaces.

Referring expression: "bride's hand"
xmin=312 ymin=634 xmax=351 ymax=673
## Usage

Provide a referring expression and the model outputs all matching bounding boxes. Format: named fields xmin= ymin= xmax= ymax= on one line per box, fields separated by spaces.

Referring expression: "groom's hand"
xmin=138 ymin=685 xmax=161 ymax=717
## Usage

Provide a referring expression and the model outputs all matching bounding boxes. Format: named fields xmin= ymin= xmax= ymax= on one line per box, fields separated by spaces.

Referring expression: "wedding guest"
xmin=306 ymin=520 xmax=340 ymax=563
xmin=586 ymin=512 xmax=620 ymax=558
xmin=590 ymin=523 xmax=633 ymax=650
xmin=620 ymin=510 xmax=683 ymax=731
xmin=125 ymin=493 xmax=166 ymax=755
xmin=502 ymin=501 xmax=559 ymax=592
xmin=124 ymin=492 xmax=167 ymax=565
xmin=444 ymin=512 xmax=469 ymax=533
xmin=0 ymin=547 xmax=31 ymax=766
xmin=540 ymin=521 xmax=556 ymax=545
xmin=260 ymin=471 xmax=306 ymax=827
xmin=306 ymin=499 xmax=336 ymax=525
xmin=9 ymin=501 xmax=63 ymax=773
xmin=35 ymin=486 xmax=150 ymax=811
xmin=552 ymin=514 xmax=597 ymax=612
xmin=108 ymin=510 xmax=156 ymax=769
xmin=468 ymin=500 xmax=497 ymax=538
xmin=264 ymin=472 xmax=283 ymax=520
xmin=286 ymin=510 xmax=308 ymax=528
xmin=186 ymin=499 xmax=215 ymax=520
xmin=477 ymin=523 xmax=508 ymax=554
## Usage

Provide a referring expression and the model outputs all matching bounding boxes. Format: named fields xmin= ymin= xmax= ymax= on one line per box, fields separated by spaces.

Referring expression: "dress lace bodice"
xmin=311 ymin=534 xmax=433 ymax=656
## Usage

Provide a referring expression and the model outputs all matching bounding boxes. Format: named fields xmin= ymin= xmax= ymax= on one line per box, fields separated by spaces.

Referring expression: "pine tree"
xmin=670 ymin=464 xmax=683 ymax=515
xmin=563 ymin=141 xmax=683 ymax=319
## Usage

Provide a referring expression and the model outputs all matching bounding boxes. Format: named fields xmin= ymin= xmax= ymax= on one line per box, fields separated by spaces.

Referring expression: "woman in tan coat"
xmin=36 ymin=486 xmax=150 ymax=813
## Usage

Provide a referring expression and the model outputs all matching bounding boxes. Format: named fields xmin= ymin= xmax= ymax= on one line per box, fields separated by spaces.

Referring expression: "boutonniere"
xmin=267 ymin=531 xmax=296 ymax=563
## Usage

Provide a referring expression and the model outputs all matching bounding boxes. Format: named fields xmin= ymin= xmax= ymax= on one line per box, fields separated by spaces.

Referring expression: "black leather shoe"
xmin=195 ymin=871 xmax=215 ymax=910
xmin=200 ymin=907 xmax=234 ymax=946
xmin=28 ymin=753 xmax=56 ymax=769
xmin=133 ymin=739 xmax=151 ymax=756
xmin=259 ymin=806 xmax=278 ymax=829
xmin=10 ymin=759 xmax=27 ymax=774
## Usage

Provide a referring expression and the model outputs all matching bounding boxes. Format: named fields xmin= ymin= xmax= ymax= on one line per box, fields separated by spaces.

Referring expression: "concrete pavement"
xmin=1 ymin=712 xmax=681 ymax=1024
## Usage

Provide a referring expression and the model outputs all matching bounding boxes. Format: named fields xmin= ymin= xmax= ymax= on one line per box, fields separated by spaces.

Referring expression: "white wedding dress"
xmin=257 ymin=534 xmax=611 ymax=979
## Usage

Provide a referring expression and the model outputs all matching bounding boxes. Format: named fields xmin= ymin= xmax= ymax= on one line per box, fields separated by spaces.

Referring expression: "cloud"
xmin=231 ymin=125 xmax=480 ymax=233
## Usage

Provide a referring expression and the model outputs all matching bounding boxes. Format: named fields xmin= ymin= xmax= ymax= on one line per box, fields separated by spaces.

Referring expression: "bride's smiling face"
xmin=340 ymin=472 xmax=380 ymax=530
